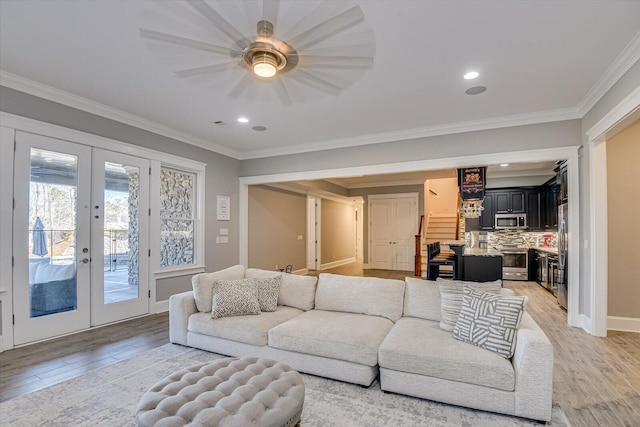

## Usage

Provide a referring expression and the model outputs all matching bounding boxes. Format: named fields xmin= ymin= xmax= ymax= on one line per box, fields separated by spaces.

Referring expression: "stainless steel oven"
xmin=497 ymin=246 xmax=529 ymax=281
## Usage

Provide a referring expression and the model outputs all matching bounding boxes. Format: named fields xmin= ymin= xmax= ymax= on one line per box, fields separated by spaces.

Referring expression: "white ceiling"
xmin=1 ymin=0 xmax=639 ymax=161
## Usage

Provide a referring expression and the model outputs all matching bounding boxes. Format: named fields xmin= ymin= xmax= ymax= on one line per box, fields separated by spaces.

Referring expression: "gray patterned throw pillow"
xmin=210 ymin=279 xmax=260 ymax=319
xmin=253 ymin=276 xmax=281 ymax=312
xmin=437 ymin=278 xmax=503 ymax=331
xmin=453 ymin=287 xmax=528 ymax=358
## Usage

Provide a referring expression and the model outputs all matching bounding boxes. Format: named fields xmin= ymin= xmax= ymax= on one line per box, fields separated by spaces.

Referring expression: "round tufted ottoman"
xmin=135 ymin=357 xmax=305 ymax=427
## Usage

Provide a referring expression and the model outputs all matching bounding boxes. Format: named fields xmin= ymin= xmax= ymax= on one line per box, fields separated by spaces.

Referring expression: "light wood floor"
xmin=1 ymin=264 xmax=639 ymax=426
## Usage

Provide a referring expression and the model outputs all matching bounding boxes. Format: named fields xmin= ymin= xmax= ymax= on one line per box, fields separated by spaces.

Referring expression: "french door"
xmin=91 ymin=149 xmax=149 ymax=326
xmin=13 ymin=132 xmax=149 ymax=345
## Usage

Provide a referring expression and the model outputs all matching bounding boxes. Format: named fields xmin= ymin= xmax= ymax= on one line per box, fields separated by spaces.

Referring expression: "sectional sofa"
xmin=169 ymin=266 xmax=553 ymax=421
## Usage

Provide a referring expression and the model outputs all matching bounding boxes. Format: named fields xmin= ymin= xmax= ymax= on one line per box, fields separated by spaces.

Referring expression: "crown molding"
xmin=237 ymin=107 xmax=581 ymax=160
xmin=577 ymin=30 xmax=640 ymax=117
xmin=0 ymin=71 xmax=242 ymax=160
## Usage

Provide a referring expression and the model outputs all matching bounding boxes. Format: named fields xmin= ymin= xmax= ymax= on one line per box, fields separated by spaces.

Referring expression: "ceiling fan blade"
xmin=228 ymin=72 xmax=255 ymax=99
xmin=288 ymin=70 xmax=341 ymax=96
xmin=272 ymin=76 xmax=293 ymax=106
xmin=300 ymin=55 xmax=373 ymax=69
xmin=186 ymin=0 xmax=250 ymax=47
xmin=262 ymin=0 xmax=280 ymax=29
xmin=140 ymin=28 xmax=238 ymax=55
xmin=288 ymin=5 xmax=364 ymax=51
xmin=175 ymin=63 xmax=237 ymax=78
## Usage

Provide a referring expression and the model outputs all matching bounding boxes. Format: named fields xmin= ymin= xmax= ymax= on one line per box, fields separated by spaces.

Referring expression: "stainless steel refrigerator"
xmin=557 ymin=203 xmax=568 ymax=309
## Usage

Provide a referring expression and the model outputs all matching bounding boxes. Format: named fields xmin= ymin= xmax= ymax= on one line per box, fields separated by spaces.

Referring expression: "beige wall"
xmin=248 ymin=185 xmax=306 ymax=271
xmin=425 ymin=178 xmax=459 ymax=215
xmin=321 ymin=199 xmax=355 ymax=265
xmin=606 ymin=119 xmax=640 ymax=319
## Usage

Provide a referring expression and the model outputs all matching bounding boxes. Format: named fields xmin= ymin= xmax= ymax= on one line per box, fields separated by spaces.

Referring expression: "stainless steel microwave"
xmin=495 ymin=213 xmax=527 ymax=229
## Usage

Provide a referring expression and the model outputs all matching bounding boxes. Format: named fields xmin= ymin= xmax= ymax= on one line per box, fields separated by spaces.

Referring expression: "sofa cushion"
xmin=188 ymin=306 xmax=303 ymax=346
xmin=403 ymin=277 xmax=441 ymax=321
xmin=210 ymin=279 xmax=260 ymax=319
xmin=268 ymin=310 xmax=394 ymax=366
xmin=378 ymin=317 xmax=515 ymax=392
xmin=453 ymin=287 xmax=528 ymax=358
xmin=437 ymin=278 xmax=502 ymax=331
xmin=192 ymin=265 xmax=246 ymax=313
xmin=315 ymin=273 xmax=405 ymax=322
xmin=245 ymin=268 xmax=317 ymax=311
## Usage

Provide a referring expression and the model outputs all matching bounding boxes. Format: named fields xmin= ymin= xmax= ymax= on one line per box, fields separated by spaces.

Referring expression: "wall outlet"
xmin=297 ymin=235 xmax=303 ymax=240
xmin=220 ymin=236 xmax=229 ymax=243
xmin=220 ymin=228 xmax=228 ymax=235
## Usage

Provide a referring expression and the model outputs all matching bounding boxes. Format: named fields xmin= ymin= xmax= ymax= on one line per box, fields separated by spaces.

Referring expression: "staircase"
xmin=419 ymin=213 xmax=459 ymax=278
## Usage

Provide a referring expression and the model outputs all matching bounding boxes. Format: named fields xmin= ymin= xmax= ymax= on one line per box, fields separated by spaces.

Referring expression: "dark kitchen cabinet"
xmin=540 ymin=179 xmax=559 ymax=230
xmin=526 ymin=190 xmax=541 ymax=230
xmin=479 ymin=193 xmax=495 ymax=230
xmin=555 ymin=161 xmax=568 ymax=204
xmin=494 ymin=190 xmax=526 ymax=213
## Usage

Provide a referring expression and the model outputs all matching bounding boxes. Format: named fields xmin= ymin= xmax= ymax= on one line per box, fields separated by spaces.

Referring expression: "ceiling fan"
xmin=140 ymin=0 xmax=375 ymax=105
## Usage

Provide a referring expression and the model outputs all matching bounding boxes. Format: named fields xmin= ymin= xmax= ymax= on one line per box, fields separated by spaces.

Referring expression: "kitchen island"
xmin=462 ymin=247 xmax=504 ymax=283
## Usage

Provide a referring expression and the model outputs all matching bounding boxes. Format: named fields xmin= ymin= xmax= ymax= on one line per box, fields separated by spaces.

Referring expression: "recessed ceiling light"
xmin=465 ymin=86 xmax=487 ymax=95
xmin=237 ymin=117 xmax=249 ymax=123
xmin=500 ymin=163 xmax=509 ymax=167
xmin=464 ymin=71 xmax=479 ymax=80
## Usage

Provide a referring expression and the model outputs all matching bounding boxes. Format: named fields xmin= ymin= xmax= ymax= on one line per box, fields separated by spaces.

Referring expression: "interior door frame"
xmin=306 ymin=196 xmax=319 ymax=270
xmin=12 ymin=131 xmax=92 ymax=345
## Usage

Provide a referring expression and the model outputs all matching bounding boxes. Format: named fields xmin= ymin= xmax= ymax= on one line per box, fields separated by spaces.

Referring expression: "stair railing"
xmin=414 ymin=215 xmax=424 ymax=276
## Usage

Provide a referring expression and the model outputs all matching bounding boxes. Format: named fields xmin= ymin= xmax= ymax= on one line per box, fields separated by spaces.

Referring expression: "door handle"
xmin=80 ymin=258 xmax=89 ymax=264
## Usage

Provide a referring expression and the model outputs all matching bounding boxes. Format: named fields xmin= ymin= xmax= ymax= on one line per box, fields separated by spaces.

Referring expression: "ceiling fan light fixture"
xmin=252 ymin=51 xmax=278 ymax=78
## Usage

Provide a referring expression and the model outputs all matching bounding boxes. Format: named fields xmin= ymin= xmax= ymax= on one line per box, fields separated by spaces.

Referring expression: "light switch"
xmin=216 ymin=237 xmax=221 ymax=243
xmin=220 ymin=228 xmax=228 ymax=235
xmin=220 ymin=236 xmax=229 ymax=243
xmin=297 ymin=235 xmax=303 ymax=240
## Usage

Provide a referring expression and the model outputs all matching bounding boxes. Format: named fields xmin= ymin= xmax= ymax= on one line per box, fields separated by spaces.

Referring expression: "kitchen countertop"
xmin=534 ymin=246 xmax=558 ymax=255
xmin=463 ymin=247 xmax=503 ymax=257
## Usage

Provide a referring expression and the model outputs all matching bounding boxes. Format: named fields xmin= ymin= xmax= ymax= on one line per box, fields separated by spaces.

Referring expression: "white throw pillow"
xmin=33 ymin=263 xmax=75 ymax=284
xmin=29 ymin=262 xmax=44 ymax=285
xmin=437 ymin=277 xmax=502 ymax=331
xmin=245 ymin=268 xmax=317 ymax=311
xmin=192 ymin=265 xmax=246 ymax=313
xmin=453 ymin=287 xmax=528 ymax=358
xmin=210 ymin=279 xmax=261 ymax=319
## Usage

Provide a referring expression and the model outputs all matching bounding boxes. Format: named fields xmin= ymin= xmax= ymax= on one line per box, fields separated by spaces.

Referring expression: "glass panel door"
xmin=13 ymin=132 xmax=91 ymax=345
xmin=91 ymin=149 xmax=149 ymax=326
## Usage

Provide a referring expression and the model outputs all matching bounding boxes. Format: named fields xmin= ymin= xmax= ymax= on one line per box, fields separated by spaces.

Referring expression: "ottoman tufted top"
xmin=136 ymin=357 xmax=305 ymax=427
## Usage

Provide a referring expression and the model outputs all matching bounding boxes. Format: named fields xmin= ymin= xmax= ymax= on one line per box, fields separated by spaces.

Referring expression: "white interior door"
xmin=392 ymin=198 xmax=416 ymax=271
xmin=370 ymin=199 xmax=394 ymax=269
xmin=91 ymin=149 xmax=149 ymax=326
xmin=13 ymin=132 xmax=91 ymax=345
xmin=369 ymin=195 xmax=418 ymax=271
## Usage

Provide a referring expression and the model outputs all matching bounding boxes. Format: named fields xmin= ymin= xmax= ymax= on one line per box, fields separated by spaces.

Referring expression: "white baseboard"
xmin=608 ymin=316 xmax=640 ymax=333
xmin=154 ymin=300 xmax=169 ymax=314
xmin=292 ymin=268 xmax=308 ymax=275
xmin=321 ymin=257 xmax=356 ymax=270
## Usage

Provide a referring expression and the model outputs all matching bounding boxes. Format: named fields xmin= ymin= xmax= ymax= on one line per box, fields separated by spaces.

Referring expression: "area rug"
xmin=0 ymin=343 xmax=570 ymax=426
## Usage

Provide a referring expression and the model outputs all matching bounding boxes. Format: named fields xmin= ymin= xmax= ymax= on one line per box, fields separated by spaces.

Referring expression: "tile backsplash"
xmin=466 ymin=230 xmax=558 ymax=248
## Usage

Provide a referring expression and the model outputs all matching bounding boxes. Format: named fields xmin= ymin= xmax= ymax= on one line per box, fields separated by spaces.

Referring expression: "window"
xmin=159 ymin=168 xmax=195 ymax=267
